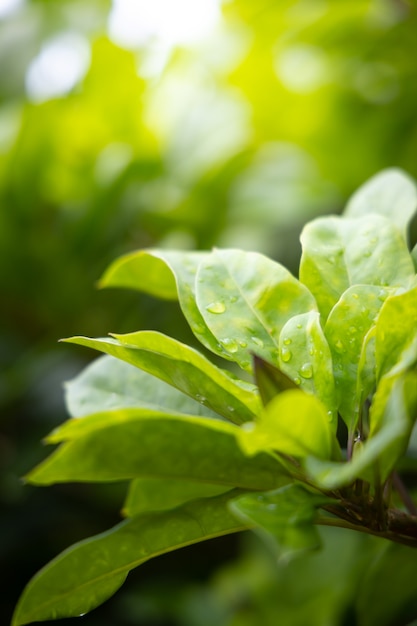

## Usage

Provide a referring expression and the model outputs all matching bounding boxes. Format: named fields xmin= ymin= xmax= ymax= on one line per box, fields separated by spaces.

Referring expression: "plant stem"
xmin=392 ymin=472 xmax=417 ymax=515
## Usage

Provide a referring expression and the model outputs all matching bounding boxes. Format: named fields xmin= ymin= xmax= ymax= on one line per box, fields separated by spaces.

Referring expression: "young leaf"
xmin=324 ymin=285 xmax=389 ymax=430
xmin=12 ymin=491 xmax=249 ymax=626
xmin=123 ymin=478 xmax=231 ymax=516
xmin=299 ymin=214 xmax=415 ymax=320
xmin=278 ymin=311 xmax=337 ymax=424
xmin=230 ymin=485 xmax=334 ymax=560
xmin=62 ymin=331 xmax=260 ymax=424
xmin=344 ymin=168 xmax=417 ymax=242
xmin=99 ymin=249 xmax=230 ymax=358
xmin=239 ymin=389 xmax=338 ymax=461
xmin=195 ymin=248 xmax=317 ymax=370
xmin=27 ymin=410 xmax=288 ymax=491
xmin=66 ymin=354 xmax=220 ymax=419
xmin=253 ymin=354 xmax=298 ymax=406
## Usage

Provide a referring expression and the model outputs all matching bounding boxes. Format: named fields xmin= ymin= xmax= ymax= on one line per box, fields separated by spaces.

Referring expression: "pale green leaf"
xmin=324 ymin=285 xmax=389 ymax=430
xmin=123 ymin=478 xmax=230 ymax=516
xmin=299 ymin=214 xmax=415 ymax=320
xmin=230 ymin=485 xmax=334 ymax=560
xmin=62 ymin=331 xmax=260 ymax=424
xmin=376 ymin=285 xmax=417 ymax=379
xmin=344 ymin=168 xmax=417 ymax=241
xmin=306 ymin=373 xmax=417 ymax=488
xmin=279 ymin=311 xmax=337 ymax=425
xmin=12 ymin=491 xmax=248 ymax=626
xmin=99 ymin=249 xmax=229 ymax=357
xmin=195 ymin=249 xmax=317 ymax=371
xmin=27 ymin=410 xmax=287 ymax=490
xmin=65 ymin=354 xmax=219 ymax=419
xmin=239 ymin=389 xmax=337 ymax=460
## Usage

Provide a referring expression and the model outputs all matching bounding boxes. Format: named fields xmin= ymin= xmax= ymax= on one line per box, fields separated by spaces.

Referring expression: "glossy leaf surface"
xmin=12 ymin=491 xmax=248 ymax=626
xmin=195 ymin=249 xmax=317 ymax=370
xmin=344 ymin=168 xmax=417 ymax=241
xmin=279 ymin=311 xmax=337 ymax=425
xmin=324 ymin=285 xmax=388 ymax=429
xmin=300 ymin=214 xmax=414 ymax=319
xmin=28 ymin=410 xmax=286 ymax=490
xmin=63 ymin=332 xmax=260 ymax=424
xmin=230 ymin=485 xmax=334 ymax=560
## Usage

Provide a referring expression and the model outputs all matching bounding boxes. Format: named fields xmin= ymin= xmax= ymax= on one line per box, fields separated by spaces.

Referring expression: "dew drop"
xmin=229 ymin=295 xmax=238 ymax=303
xmin=309 ymin=347 xmax=314 ymax=356
xmin=351 ymin=293 xmax=359 ymax=299
xmin=327 ymin=410 xmax=334 ymax=422
xmin=221 ymin=338 xmax=239 ymax=353
xmin=300 ymin=363 xmax=313 ymax=379
xmin=206 ymin=301 xmax=226 ymax=314
xmin=335 ymin=339 xmax=344 ymax=352
xmin=281 ymin=347 xmax=292 ymax=362
xmin=238 ymin=340 xmax=248 ymax=348
xmin=283 ymin=338 xmax=292 ymax=345
xmin=251 ymin=336 xmax=264 ymax=347
xmin=294 ymin=377 xmax=301 ymax=385
xmin=296 ymin=323 xmax=302 ymax=329
xmin=195 ymin=394 xmax=207 ymax=404
xmin=363 ymin=250 xmax=372 ymax=258
xmin=349 ymin=326 xmax=357 ymax=334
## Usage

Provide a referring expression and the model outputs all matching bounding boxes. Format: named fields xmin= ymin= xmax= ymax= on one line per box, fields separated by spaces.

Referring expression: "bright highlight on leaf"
xmin=13 ymin=168 xmax=417 ymax=625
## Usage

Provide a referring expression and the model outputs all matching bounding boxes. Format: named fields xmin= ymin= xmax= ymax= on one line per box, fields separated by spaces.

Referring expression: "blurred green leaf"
xmin=12 ymin=491 xmax=249 ymax=626
xmin=253 ymin=354 xmax=298 ymax=406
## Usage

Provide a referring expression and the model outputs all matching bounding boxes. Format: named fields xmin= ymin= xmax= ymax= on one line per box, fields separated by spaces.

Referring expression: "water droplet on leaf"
xmin=281 ymin=347 xmax=292 ymax=362
xmin=300 ymin=363 xmax=313 ymax=379
xmin=238 ymin=340 xmax=247 ymax=348
xmin=221 ymin=338 xmax=239 ymax=353
xmin=335 ymin=339 xmax=344 ymax=352
xmin=251 ymin=336 xmax=264 ymax=347
xmin=206 ymin=301 xmax=226 ymax=314
xmin=283 ymin=338 xmax=292 ymax=345
xmin=294 ymin=377 xmax=301 ymax=385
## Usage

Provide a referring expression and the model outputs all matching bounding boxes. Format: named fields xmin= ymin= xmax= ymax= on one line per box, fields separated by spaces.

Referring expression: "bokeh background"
xmin=2 ymin=1 xmax=417 ymax=624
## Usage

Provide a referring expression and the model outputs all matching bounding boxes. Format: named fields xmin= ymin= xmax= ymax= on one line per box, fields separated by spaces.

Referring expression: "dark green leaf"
xmin=12 ymin=491 xmax=249 ymax=626
xmin=253 ymin=354 xmax=298 ymax=406
xmin=230 ymin=485 xmax=334 ymax=560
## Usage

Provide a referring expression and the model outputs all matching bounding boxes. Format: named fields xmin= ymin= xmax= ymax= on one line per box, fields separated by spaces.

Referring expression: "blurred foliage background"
xmin=1 ymin=0 xmax=417 ymax=624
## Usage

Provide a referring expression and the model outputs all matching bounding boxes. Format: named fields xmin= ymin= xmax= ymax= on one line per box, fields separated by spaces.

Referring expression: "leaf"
xmin=195 ymin=249 xmax=317 ymax=370
xmin=253 ymin=354 xmax=298 ymax=406
xmin=278 ymin=311 xmax=337 ymax=425
xmin=344 ymin=168 xmax=417 ymax=242
xmin=65 ymin=354 xmax=219 ymax=419
xmin=375 ymin=284 xmax=417 ymax=380
xmin=306 ymin=373 xmax=417 ymax=488
xmin=299 ymin=214 xmax=415 ymax=320
xmin=12 ymin=491 xmax=249 ymax=626
xmin=230 ymin=485 xmax=334 ymax=560
xmin=62 ymin=331 xmax=260 ymax=424
xmin=123 ymin=478 xmax=231 ymax=516
xmin=239 ymin=389 xmax=338 ymax=461
xmin=324 ymin=285 xmax=389 ymax=430
xmin=99 ymin=249 xmax=230 ymax=357
xmin=27 ymin=410 xmax=288 ymax=491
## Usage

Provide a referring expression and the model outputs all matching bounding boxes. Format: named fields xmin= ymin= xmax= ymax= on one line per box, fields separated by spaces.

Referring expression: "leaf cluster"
xmin=13 ymin=169 xmax=417 ymax=624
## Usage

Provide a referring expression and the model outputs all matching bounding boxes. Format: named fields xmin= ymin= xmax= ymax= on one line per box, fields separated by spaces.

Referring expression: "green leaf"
xmin=65 ymin=354 xmax=219 ymax=419
xmin=99 ymin=249 xmax=229 ymax=357
xmin=324 ymin=285 xmax=389 ymax=430
xmin=278 ymin=311 xmax=337 ymax=424
xmin=123 ymin=478 xmax=231 ymax=516
xmin=27 ymin=410 xmax=287 ymax=490
xmin=253 ymin=354 xmax=297 ymax=406
xmin=62 ymin=331 xmax=260 ymax=424
xmin=195 ymin=249 xmax=317 ymax=370
xmin=344 ymin=168 xmax=417 ymax=242
xmin=306 ymin=373 xmax=417 ymax=488
xmin=12 ymin=491 xmax=249 ymax=626
xmin=376 ymin=285 xmax=417 ymax=380
xmin=230 ymin=485 xmax=334 ymax=560
xmin=299 ymin=214 xmax=415 ymax=320
xmin=239 ymin=389 xmax=338 ymax=460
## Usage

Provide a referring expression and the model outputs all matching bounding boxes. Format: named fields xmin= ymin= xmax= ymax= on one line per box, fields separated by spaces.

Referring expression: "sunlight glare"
xmin=108 ymin=0 xmax=222 ymax=49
